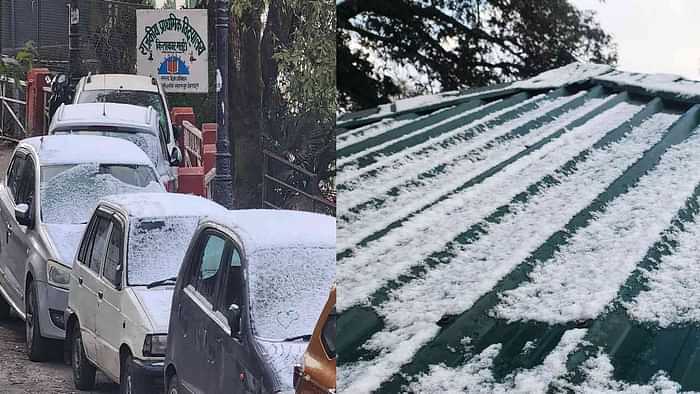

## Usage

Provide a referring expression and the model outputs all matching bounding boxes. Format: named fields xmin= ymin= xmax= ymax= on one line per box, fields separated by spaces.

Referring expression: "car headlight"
xmin=47 ymin=259 xmax=71 ymax=289
xmin=142 ymin=334 xmax=168 ymax=357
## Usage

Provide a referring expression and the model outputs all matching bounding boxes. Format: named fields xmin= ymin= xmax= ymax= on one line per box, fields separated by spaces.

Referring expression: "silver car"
xmin=0 ymin=134 xmax=164 ymax=361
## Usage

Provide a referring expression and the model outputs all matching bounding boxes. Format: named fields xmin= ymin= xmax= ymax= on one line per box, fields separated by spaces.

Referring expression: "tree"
xmin=337 ymin=0 xmax=618 ymax=111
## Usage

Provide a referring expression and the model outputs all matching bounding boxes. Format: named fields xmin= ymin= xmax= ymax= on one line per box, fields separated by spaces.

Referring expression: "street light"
xmin=211 ymin=0 xmax=234 ymax=208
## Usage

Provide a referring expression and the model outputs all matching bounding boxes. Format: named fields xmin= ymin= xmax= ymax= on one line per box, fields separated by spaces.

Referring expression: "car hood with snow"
xmin=132 ymin=287 xmax=174 ymax=333
xmin=44 ymin=223 xmax=87 ymax=265
xmin=255 ymin=339 xmax=307 ymax=391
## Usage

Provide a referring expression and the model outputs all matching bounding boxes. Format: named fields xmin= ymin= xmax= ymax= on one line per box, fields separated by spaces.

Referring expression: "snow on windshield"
xmin=248 ymin=247 xmax=335 ymax=340
xmin=101 ymin=132 xmax=162 ymax=167
xmin=127 ymin=216 xmax=199 ymax=285
xmin=41 ymin=163 xmax=162 ymax=224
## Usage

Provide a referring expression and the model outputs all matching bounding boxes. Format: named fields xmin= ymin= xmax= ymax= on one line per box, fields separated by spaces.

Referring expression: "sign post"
xmin=67 ymin=0 xmax=81 ymax=88
xmin=211 ymin=0 xmax=234 ymax=208
xmin=136 ymin=9 xmax=208 ymax=93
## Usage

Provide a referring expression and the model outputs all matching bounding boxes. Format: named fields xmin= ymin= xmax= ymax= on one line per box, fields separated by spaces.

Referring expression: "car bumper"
xmin=37 ymin=281 xmax=68 ymax=340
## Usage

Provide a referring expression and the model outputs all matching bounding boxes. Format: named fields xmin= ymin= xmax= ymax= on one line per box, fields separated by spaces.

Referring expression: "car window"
xmin=16 ymin=156 xmax=36 ymax=206
xmin=189 ymin=233 xmax=226 ymax=305
xmin=88 ymin=217 xmax=111 ymax=274
xmin=6 ymin=154 xmax=25 ymax=204
xmin=220 ymin=246 xmax=243 ymax=318
xmin=322 ymin=308 xmax=336 ymax=359
xmin=103 ymin=219 xmax=123 ymax=287
xmin=78 ymin=215 xmax=98 ymax=264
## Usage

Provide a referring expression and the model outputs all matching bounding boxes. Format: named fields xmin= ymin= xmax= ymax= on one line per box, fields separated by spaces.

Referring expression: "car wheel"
xmin=120 ymin=353 xmax=141 ymax=394
xmin=71 ymin=322 xmax=96 ymax=390
xmin=0 ymin=293 xmax=11 ymax=320
xmin=167 ymin=372 xmax=180 ymax=394
xmin=25 ymin=281 xmax=50 ymax=361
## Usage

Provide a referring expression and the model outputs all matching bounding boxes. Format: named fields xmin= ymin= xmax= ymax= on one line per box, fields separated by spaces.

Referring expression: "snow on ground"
xmin=626 ymin=208 xmax=700 ymax=327
xmin=338 ymin=110 xmax=674 ymax=392
xmin=407 ymin=329 xmax=587 ymax=394
xmin=337 ymin=99 xmax=639 ymax=311
xmin=495 ymin=123 xmax=700 ymax=324
xmin=338 ymin=92 xmax=587 ymax=227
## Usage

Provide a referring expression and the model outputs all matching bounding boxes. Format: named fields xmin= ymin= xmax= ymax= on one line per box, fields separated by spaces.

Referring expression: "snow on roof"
xmin=52 ymin=103 xmax=157 ymax=132
xmin=208 ymin=209 xmax=336 ymax=253
xmin=22 ymin=134 xmax=153 ymax=166
xmin=82 ymin=74 xmax=159 ymax=93
xmin=100 ymin=192 xmax=225 ymax=219
xmin=337 ymin=63 xmax=700 ymax=393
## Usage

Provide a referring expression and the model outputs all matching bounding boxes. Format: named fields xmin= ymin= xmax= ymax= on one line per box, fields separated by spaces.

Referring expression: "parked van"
xmin=65 ymin=193 xmax=224 ymax=393
xmin=294 ymin=286 xmax=336 ymax=393
xmin=164 ymin=210 xmax=335 ymax=394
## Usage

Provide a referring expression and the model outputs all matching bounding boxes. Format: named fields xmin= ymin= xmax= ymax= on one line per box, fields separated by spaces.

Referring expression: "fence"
xmin=0 ymin=74 xmax=26 ymax=140
xmin=262 ymin=149 xmax=336 ymax=217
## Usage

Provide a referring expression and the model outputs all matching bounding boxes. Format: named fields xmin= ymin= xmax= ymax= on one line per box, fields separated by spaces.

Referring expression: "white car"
xmin=0 ymin=135 xmax=164 ymax=361
xmin=73 ymin=73 xmax=177 ymax=153
xmin=65 ymin=192 xmax=225 ymax=393
xmin=49 ymin=103 xmax=182 ymax=191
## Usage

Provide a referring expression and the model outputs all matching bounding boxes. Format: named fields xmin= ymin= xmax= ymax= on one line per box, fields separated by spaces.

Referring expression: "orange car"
xmin=294 ymin=286 xmax=336 ymax=393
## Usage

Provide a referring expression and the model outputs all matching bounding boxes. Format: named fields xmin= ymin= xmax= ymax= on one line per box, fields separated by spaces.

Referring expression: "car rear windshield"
xmin=40 ymin=163 xmax=161 ymax=224
xmin=77 ymin=89 xmax=168 ymax=138
xmin=126 ymin=216 xmax=199 ymax=286
xmin=53 ymin=128 xmax=164 ymax=168
xmin=248 ymin=247 xmax=335 ymax=340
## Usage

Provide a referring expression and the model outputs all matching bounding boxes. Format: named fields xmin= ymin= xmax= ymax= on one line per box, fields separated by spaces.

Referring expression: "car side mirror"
xmin=227 ymin=304 xmax=241 ymax=338
xmin=172 ymin=124 xmax=182 ymax=141
xmin=170 ymin=146 xmax=183 ymax=167
xmin=14 ymin=203 xmax=32 ymax=227
xmin=114 ymin=264 xmax=123 ymax=290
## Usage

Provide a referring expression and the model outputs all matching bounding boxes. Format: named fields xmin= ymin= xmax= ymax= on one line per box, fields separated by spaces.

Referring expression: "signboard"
xmin=136 ymin=10 xmax=208 ymax=93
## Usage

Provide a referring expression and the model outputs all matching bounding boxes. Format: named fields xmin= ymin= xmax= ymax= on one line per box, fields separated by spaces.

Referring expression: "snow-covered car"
xmin=72 ymin=73 xmax=177 ymax=155
xmin=0 ymin=135 xmax=164 ymax=361
xmin=164 ymin=210 xmax=335 ymax=394
xmin=65 ymin=192 xmax=225 ymax=393
xmin=49 ymin=102 xmax=182 ymax=191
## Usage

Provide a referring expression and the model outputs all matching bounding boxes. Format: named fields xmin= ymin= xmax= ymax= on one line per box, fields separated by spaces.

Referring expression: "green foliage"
xmin=337 ymin=0 xmax=618 ymax=110
xmin=0 ymin=41 xmax=38 ymax=81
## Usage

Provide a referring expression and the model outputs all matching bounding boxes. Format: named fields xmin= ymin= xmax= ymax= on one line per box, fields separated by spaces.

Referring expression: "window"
xmin=88 ymin=217 xmax=111 ymax=274
xmin=103 ymin=220 xmax=123 ymax=287
xmin=322 ymin=308 xmax=336 ymax=359
xmin=6 ymin=154 xmax=25 ymax=204
xmin=189 ymin=233 xmax=226 ymax=304
xmin=221 ymin=247 xmax=243 ymax=318
xmin=78 ymin=216 xmax=98 ymax=264
xmin=16 ymin=157 xmax=36 ymax=206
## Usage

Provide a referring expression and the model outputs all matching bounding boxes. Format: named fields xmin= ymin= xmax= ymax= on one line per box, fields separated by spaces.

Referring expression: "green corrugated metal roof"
xmin=337 ymin=63 xmax=700 ymax=393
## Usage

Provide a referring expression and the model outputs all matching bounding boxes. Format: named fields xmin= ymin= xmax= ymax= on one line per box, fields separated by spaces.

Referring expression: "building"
xmin=337 ymin=62 xmax=700 ymax=392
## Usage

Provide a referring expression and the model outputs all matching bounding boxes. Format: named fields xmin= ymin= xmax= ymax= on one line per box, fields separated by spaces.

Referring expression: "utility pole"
xmin=211 ymin=0 xmax=234 ymax=208
xmin=67 ymin=0 xmax=81 ymax=87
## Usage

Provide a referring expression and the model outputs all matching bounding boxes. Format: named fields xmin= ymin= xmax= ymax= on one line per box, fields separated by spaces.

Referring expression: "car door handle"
xmin=98 ymin=291 xmax=103 ymax=299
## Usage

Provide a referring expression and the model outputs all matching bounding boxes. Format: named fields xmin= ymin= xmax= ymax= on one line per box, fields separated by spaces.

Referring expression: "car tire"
xmin=71 ymin=322 xmax=96 ymax=390
xmin=167 ymin=372 xmax=180 ymax=394
xmin=0 ymin=293 xmax=11 ymax=320
xmin=120 ymin=353 xmax=142 ymax=394
xmin=25 ymin=281 xmax=50 ymax=361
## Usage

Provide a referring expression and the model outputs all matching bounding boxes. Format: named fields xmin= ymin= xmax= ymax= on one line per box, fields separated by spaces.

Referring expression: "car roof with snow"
xmin=205 ymin=209 xmax=336 ymax=253
xmin=337 ymin=62 xmax=700 ymax=392
xmin=81 ymin=73 xmax=159 ymax=93
xmin=21 ymin=134 xmax=154 ymax=166
xmin=50 ymin=103 xmax=159 ymax=134
xmin=99 ymin=192 xmax=225 ymax=220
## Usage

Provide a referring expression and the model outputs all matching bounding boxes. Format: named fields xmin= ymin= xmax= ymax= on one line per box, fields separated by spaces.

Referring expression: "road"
xmin=0 ymin=141 xmax=118 ymax=393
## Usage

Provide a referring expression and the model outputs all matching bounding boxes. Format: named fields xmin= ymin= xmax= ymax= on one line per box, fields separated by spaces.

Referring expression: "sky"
xmin=570 ymin=0 xmax=700 ymax=80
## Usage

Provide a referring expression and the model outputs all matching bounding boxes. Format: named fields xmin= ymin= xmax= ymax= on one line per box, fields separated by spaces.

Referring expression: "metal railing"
xmin=181 ymin=120 xmax=203 ymax=167
xmin=0 ymin=74 xmax=26 ymax=141
xmin=262 ymin=149 xmax=336 ymax=216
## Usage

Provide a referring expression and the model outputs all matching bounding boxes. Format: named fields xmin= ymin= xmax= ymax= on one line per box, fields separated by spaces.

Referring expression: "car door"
xmin=177 ymin=230 xmax=227 ymax=394
xmin=211 ymin=242 xmax=251 ymax=393
xmin=5 ymin=154 xmax=36 ymax=304
xmin=0 ymin=152 xmax=26 ymax=307
xmin=96 ymin=213 xmax=125 ymax=378
xmin=74 ymin=213 xmax=112 ymax=361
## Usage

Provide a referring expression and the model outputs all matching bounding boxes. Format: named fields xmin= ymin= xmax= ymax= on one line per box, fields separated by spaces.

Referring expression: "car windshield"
xmin=53 ymin=128 xmax=163 ymax=167
xmin=40 ymin=163 xmax=161 ymax=224
xmin=77 ymin=89 xmax=168 ymax=139
xmin=127 ymin=216 xmax=199 ymax=286
xmin=248 ymin=247 xmax=335 ymax=340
